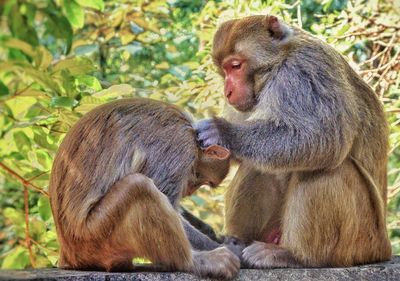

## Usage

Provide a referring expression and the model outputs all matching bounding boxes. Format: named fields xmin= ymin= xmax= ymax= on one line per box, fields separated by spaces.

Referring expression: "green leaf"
xmin=38 ymin=196 xmax=52 ymax=221
xmin=50 ymin=97 xmax=78 ymax=108
xmin=75 ymin=75 xmax=102 ymax=92
xmin=93 ymin=84 xmax=135 ymax=98
xmin=13 ymin=131 xmax=32 ymax=151
xmin=74 ymin=44 xmax=98 ymax=55
xmin=335 ymin=24 xmax=350 ymax=36
xmin=3 ymin=207 xmax=25 ymax=226
xmin=53 ymin=57 xmax=95 ymax=75
xmin=0 ymin=80 xmax=9 ymax=97
xmin=64 ymin=1 xmax=85 ymax=29
xmin=36 ymin=150 xmax=52 ymax=170
xmin=75 ymin=0 xmax=104 ymax=11
xmin=35 ymin=46 xmax=53 ymax=70
xmin=24 ymin=68 xmax=62 ymax=94
xmin=43 ymin=8 xmax=73 ymax=54
xmin=30 ymin=218 xmax=47 ymax=241
xmin=75 ymin=96 xmax=104 ymax=113
xmin=3 ymin=38 xmax=35 ymax=57
xmin=1 ymin=246 xmax=30 ymax=269
xmin=8 ymin=4 xmax=39 ymax=46
xmin=33 ymin=131 xmax=58 ymax=151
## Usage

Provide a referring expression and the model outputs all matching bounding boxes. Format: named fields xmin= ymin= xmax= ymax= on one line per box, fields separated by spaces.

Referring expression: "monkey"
xmin=181 ymin=207 xmax=220 ymax=242
xmin=195 ymin=15 xmax=392 ymax=268
xmin=49 ymin=98 xmax=240 ymax=279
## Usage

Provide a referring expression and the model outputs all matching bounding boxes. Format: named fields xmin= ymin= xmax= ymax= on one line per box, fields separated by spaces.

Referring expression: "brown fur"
xmin=49 ymin=98 xmax=239 ymax=278
xmin=199 ymin=15 xmax=392 ymax=267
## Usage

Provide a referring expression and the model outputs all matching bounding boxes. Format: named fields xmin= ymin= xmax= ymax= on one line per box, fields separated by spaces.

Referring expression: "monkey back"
xmin=49 ymin=98 xmax=198 ymax=240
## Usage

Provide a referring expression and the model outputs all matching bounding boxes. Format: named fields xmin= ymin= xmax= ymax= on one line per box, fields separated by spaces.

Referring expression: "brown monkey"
xmin=49 ymin=98 xmax=240 ymax=279
xmin=196 ymin=15 xmax=392 ymax=267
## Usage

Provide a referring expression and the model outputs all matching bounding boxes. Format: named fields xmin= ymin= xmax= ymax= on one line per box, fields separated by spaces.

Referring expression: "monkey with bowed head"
xmin=196 ymin=15 xmax=392 ymax=267
xmin=49 ymin=98 xmax=240 ymax=279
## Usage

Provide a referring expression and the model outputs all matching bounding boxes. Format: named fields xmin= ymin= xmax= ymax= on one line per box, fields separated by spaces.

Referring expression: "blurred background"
xmin=0 ymin=0 xmax=399 ymax=269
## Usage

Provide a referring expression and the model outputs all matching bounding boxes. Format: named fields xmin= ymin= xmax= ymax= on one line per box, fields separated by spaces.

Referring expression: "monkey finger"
xmin=193 ymin=118 xmax=214 ymax=131
xmin=200 ymin=138 xmax=220 ymax=148
xmin=197 ymin=129 xmax=219 ymax=141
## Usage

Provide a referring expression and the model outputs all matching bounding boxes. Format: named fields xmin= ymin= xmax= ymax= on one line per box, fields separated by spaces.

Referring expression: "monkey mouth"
xmin=230 ymin=101 xmax=255 ymax=112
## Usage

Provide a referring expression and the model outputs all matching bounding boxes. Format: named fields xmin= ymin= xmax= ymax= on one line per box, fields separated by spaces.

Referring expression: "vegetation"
xmin=0 ymin=0 xmax=399 ymax=269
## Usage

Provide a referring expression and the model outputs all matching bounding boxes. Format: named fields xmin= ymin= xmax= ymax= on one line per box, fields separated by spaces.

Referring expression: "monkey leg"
xmin=112 ymin=173 xmax=194 ymax=272
xmin=280 ymin=160 xmax=391 ymax=267
xmin=104 ymin=174 xmax=240 ymax=279
xmin=58 ymin=173 xmax=193 ymax=272
xmin=225 ymin=163 xmax=286 ymax=243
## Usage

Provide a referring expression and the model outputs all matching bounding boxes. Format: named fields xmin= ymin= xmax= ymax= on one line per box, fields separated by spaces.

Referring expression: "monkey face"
xmin=212 ymin=15 xmax=292 ymax=112
xmin=184 ymin=145 xmax=231 ymax=197
xmin=220 ymin=56 xmax=256 ymax=112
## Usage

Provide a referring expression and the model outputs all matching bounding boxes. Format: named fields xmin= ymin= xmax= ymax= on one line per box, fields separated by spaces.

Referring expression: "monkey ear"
xmin=203 ymin=145 xmax=231 ymax=160
xmin=266 ymin=15 xmax=290 ymax=40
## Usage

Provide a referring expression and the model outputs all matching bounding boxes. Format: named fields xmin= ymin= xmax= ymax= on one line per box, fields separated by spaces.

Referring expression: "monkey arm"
xmin=180 ymin=207 xmax=221 ymax=242
xmin=196 ymin=114 xmax=354 ymax=172
xmin=221 ymin=117 xmax=355 ymax=171
xmin=182 ymin=218 xmax=221 ymax=251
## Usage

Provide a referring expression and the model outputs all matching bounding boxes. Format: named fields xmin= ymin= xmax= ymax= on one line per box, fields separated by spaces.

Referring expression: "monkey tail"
xmin=350 ymin=156 xmax=386 ymax=232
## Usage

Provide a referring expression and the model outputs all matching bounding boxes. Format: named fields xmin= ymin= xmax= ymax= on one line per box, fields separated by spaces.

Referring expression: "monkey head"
xmin=212 ymin=15 xmax=292 ymax=112
xmin=184 ymin=145 xmax=231 ymax=196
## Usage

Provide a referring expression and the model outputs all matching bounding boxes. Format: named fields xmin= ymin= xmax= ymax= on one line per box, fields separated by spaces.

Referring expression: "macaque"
xmin=49 ymin=98 xmax=240 ymax=279
xmin=196 ymin=15 xmax=392 ymax=267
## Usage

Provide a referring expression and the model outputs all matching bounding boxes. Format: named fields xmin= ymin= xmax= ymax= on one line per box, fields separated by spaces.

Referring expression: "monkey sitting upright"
xmin=49 ymin=98 xmax=240 ymax=279
xmin=196 ymin=15 xmax=392 ymax=268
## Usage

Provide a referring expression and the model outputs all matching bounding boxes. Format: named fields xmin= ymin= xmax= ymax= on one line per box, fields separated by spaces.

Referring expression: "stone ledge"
xmin=1 ymin=256 xmax=399 ymax=281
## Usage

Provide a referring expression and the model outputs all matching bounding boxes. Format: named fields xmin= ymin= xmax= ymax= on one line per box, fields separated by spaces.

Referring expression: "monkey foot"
xmin=193 ymin=247 xmax=240 ymax=279
xmin=242 ymin=242 xmax=301 ymax=269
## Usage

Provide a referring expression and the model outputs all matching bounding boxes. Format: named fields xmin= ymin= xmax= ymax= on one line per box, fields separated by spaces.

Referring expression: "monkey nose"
xmin=226 ymin=90 xmax=233 ymax=99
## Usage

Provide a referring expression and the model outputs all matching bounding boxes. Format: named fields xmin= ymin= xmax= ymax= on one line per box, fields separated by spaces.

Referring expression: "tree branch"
xmin=24 ymin=186 xmax=36 ymax=268
xmin=0 ymin=162 xmax=49 ymax=196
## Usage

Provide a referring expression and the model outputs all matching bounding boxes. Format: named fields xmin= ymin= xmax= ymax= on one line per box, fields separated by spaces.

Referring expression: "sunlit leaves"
xmin=8 ymin=4 xmax=39 ymax=46
xmin=64 ymin=1 xmax=84 ymax=29
xmin=1 ymin=246 xmax=30 ymax=269
xmin=0 ymin=81 xmax=9 ymax=97
xmin=50 ymin=97 xmax=78 ymax=109
xmin=3 ymin=38 xmax=35 ymax=57
xmin=0 ymin=0 xmax=399 ymax=270
xmin=43 ymin=7 xmax=73 ymax=54
xmin=52 ymin=57 xmax=95 ymax=75
xmin=75 ymin=0 xmax=104 ymax=11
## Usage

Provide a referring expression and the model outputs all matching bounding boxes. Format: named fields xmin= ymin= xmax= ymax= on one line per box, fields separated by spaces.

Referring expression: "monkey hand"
xmin=192 ymin=247 xmax=240 ymax=279
xmin=194 ymin=118 xmax=225 ymax=149
xmin=223 ymin=236 xmax=246 ymax=265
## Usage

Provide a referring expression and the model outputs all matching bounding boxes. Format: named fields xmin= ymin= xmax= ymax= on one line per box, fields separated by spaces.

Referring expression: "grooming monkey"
xmin=49 ymin=98 xmax=240 ymax=279
xmin=196 ymin=15 xmax=392 ymax=267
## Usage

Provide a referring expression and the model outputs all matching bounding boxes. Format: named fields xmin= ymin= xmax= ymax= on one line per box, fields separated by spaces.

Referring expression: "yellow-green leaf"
xmin=75 ymin=0 xmax=104 ymax=11
xmin=65 ymin=0 xmax=84 ymax=29
xmin=53 ymin=57 xmax=95 ymax=75
xmin=4 ymin=38 xmax=35 ymax=57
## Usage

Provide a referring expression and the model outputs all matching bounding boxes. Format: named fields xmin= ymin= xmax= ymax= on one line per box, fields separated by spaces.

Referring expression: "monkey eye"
xmin=231 ymin=61 xmax=241 ymax=69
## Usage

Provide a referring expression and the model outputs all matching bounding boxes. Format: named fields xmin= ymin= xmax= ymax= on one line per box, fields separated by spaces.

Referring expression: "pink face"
xmin=222 ymin=56 xmax=255 ymax=111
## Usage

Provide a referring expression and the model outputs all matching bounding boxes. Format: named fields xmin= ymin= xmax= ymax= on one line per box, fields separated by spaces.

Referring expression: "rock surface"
xmin=1 ymin=256 xmax=399 ymax=281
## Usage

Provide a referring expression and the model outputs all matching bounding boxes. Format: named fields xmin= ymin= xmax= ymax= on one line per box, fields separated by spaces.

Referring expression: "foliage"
xmin=0 ymin=0 xmax=399 ymax=269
